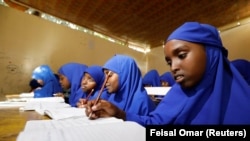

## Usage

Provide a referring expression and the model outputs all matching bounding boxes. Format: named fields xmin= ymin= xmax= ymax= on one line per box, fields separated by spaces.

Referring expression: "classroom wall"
xmin=0 ymin=5 xmax=249 ymax=96
xmin=0 ymin=5 xmax=147 ymax=95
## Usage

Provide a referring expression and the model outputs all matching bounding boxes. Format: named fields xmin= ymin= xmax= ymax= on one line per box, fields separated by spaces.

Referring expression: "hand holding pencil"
xmin=85 ymin=99 xmax=126 ymax=120
xmin=77 ymin=89 xmax=94 ymax=108
xmin=87 ymin=71 xmax=111 ymax=118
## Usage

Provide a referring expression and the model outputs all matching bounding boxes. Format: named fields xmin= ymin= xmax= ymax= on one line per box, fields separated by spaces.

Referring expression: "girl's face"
xmin=81 ymin=73 xmax=96 ymax=93
xmin=37 ymin=79 xmax=44 ymax=86
xmin=58 ymin=74 xmax=71 ymax=90
xmin=161 ymin=81 xmax=170 ymax=87
xmin=103 ymin=69 xmax=119 ymax=93
xmin=164 ymin=39 xmax=206 ymax=88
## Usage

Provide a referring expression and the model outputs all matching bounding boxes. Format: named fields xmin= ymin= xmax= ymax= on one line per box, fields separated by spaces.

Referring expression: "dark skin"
xmin=85 ymin=39 xmax=207 ymax=120
xmin=77 ymin=73 xmax=97 ymax=108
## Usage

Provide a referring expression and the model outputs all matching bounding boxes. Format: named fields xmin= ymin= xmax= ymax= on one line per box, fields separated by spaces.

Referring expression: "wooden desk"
xmin=0 ymin=107 xmax=50 ymax=141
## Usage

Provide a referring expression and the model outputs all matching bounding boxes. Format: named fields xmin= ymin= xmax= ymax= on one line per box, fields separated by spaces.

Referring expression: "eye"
xmin=165 ymin=58 xmax=172 ymax=66
xmin=178 ymin=52 xmax=187 ymax=59
xmin=166 ymin=61 xmax=171 ymax=66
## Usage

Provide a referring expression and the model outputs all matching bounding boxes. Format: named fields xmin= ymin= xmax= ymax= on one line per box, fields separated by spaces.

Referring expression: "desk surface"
xmin=0 ymin=107 xmax=49 ymax=141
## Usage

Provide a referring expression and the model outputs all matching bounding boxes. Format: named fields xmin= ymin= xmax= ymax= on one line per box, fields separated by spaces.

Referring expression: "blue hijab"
xmin=126 ymin=22 xmax=250 ymax=125
xmin=160 ymin=71 xmax=175 ymax=86
xmin=79 ymin=65 xmax=110 ymax=100
xmin=104 ymin=54 xmax=156 ymax=115
xmin=58 ymin=63 xmax=88 ymax=107
xmin=32 ymin=65 xmax=62 ymax=98
xmin=231 ymin=59 xmax=250 ymax=85
xmin=142 ymin=69 xmax=161 ymax=87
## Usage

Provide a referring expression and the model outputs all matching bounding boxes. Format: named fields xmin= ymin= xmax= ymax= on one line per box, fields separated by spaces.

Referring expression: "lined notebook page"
xmin=20 ymin=97 xmax=66 ymax=111
xmin=44 ymin=107 xmax=87 ymax=120
xmin=17 ymin=121 xmax=145 ymax=141
xmin=23 ymin=117 xmax=124 ymax=131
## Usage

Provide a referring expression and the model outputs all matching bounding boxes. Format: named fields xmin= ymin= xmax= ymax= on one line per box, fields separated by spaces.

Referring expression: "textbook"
xmin=17 ymin=120 xmax=145 ymax=141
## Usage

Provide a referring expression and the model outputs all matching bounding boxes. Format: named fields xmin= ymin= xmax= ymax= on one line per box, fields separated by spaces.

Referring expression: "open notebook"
xmin=43 ymin=107 xmax=87 ymax=120
xmin=19 ymin=97 xmax=68 ymax=111
xmin=17 ymin=120 xmax=145 ymax=141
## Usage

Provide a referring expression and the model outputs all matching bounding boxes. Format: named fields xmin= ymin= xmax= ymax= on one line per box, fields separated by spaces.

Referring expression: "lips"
xmin=174 ymin=75 xmax=184 ymax=83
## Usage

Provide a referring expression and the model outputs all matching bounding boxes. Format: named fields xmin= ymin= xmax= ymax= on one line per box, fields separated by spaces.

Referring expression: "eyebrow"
xmin=173 ymin=45 xmax=189 ymax=54
xmin=165 ymin=44 xmax=189 ymax=60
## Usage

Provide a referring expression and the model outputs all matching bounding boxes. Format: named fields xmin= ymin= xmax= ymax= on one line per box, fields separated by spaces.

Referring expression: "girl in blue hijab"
xmin=58 ymin=62 xmax=88 ymax=107
xmin=142 ymin=69 xmax=161 ymax=87
xmin=93 ymin=54 xmax=156 ymax=115
xmin=159 ymin=71 xmax=175 ymax=86
xmin=85 ymin=22 xmax=250 ymax=125
xmin=231 ymin=59 xmax=250 ymax=85
xmin=142 ymin=69 xmax=163 ymax=104
xmin=76 ymin=65 xmax=110 ymax=107
xmin=32 ymin=65 xmax=63 ymax=98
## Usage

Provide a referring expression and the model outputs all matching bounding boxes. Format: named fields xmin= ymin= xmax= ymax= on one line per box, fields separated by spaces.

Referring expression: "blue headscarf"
xmin=58 ymin=63 xmax=88 ymax=107
xmin=126 ymin=22 xmax=250 ymax=125
xmin=32 ymin=65 xmax=62 ymax=98
xmin=142 ymin=69 xmax=161 ymax=87
xmin=104 ymin=54 xmax=156 ymax=115
xmin=231 ymin=59 xmax=250 ymax=85
xmin=160 ymin=71 xmax=175 ymax=86
xmin=80 ymin=65 xmax=110 ymax=100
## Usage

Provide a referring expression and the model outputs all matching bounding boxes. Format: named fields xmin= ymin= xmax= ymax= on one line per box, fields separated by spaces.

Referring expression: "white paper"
xmin=17 ymin=121 xmax=145 ymax=141
xmin=44 ymin=107 xmax=87 ymax=120
xmin=23 ymin=117 xmax=124 ymax=131
xmin=145 ymin=86 xmax=171 ymax=95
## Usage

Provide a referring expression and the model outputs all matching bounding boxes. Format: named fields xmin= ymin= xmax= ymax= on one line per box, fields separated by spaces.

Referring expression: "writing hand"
xmin=85 ymin=99 xmax=126 ymax=120
xmin=77 ymin=98 xmax=88 ymax=108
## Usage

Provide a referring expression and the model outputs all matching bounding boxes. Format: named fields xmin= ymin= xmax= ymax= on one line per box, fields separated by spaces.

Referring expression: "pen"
xmin=89 ymin=71 xmax=111 ymax=118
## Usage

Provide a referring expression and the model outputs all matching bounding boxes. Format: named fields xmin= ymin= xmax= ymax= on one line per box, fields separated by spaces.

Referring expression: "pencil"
xmin=86 ymin=89 xmax=94 ymax=101
xmin=89 ymin=71 xmax=111 ymax=118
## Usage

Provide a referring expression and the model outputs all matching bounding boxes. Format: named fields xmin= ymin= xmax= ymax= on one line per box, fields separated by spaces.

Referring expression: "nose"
xmin=81 ymin=78 xmax=87 ymax=85
xmin=170 ymin=59 xmax=180 ymax=74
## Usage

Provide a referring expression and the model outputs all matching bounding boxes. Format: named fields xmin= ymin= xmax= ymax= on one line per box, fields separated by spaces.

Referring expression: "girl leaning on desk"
xmin=31 ymin=65 xmax=63 ymax=98
xmin=57 ymin=62 xmax=88 ymax=107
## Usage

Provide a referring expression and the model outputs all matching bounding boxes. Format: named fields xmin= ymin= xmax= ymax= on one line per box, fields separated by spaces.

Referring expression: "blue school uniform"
xmin=104 ymin=54 xmax=156 ymax=115
xmin=32 ymin=65 xmax=62 ymax=98
xmin=58 ymin=63 xmax=88 ymax=107
xmin=160 ymin=71 xmax=175 ymax=86
xmin=79 ymin=65 xmax=110 ymax=100
xmin=126 ymin=22 xmax=250 ymax=125
xmin=231 ymin=59 xmax=250 ymax=85
xmin=142 ymin=69 xmax=161 ymax=87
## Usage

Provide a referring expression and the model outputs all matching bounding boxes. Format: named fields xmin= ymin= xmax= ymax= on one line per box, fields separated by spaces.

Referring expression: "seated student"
xmin=142 ymin=69 xmax=162 ymax=104
xmin=31 ymin=65 xmax=63 ymax=98
xmin=85 ymin=22 xmax=250 ymax=125
xmin=159 ymin=71 xmax=175 ymax=87
xmin=142 ymin=69 xmax=161 ymax=87
xmin=87 ymin=54 xmax=156 ymax=115
xmin=29 ymin=79 xmax=42 ymax=92
xmin=77 ymin=65 xmax=110 ymax=108
xmin=57 ymin=62 xmax=88 ymax=107
xmin=231 ymin=59 xmax=250 ymax=85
